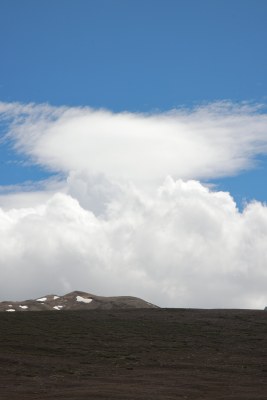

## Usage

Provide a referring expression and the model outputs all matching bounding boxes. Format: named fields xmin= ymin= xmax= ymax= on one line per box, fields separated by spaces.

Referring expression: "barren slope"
xmin=1 ymin=308 xmax=267 ymax=399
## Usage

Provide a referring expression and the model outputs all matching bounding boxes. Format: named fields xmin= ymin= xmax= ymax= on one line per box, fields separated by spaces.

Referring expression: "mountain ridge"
xmin=0 ymin=290 xmax=159 ymax=312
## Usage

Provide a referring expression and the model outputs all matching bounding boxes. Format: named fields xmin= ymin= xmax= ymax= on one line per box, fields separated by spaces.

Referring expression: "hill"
xmin=0 ymin=290 xmax=159 ymax=312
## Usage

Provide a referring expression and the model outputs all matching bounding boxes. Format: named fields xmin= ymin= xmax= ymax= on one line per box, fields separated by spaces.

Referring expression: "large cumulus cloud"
xmin=0 ymin=176 xmax=267 ymax=308
xmin=1 ymin=101 xmax=267 ymax=308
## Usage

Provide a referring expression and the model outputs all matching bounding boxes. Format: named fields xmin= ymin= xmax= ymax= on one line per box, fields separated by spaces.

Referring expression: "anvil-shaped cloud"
xmin=1 ymin=101 xmax=267 ymax=184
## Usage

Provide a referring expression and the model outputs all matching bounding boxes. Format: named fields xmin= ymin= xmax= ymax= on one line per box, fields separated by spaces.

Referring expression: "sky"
xmin=0 ymin=0 xmax=267 ymax=308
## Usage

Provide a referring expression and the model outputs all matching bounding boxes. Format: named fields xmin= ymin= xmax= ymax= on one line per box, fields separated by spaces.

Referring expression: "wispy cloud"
xmin=1 ymin=101 xmax=267 ymax=185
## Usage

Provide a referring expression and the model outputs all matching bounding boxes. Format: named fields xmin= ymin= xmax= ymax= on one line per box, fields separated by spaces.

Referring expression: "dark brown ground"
xmin=1 ymin=308 xmax=267 ymax=399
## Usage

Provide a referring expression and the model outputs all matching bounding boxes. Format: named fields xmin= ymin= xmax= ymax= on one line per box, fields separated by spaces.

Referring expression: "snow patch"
xmin=19 ymin=305 xmax=28 ymax=309
xmin=53 ymin=305 xmax=63 ymax=310
xmin=6 ymin=309 xmax=15 ymax=312
xmin=53 ymin=296 xmax=60 ymax=300
xmin=76 ymin=296 xmax=93 ymax=304
xmin=36 ymin=297 xmax=47 ymax=302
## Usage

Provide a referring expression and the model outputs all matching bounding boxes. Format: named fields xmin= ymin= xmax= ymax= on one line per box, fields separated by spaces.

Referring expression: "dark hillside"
xmin=1 ymin=308 xmax=267 ymax=399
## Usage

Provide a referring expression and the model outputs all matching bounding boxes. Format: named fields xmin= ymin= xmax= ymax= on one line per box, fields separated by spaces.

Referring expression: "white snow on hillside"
xmin=76 ymin=296 xmax=93 ymax=304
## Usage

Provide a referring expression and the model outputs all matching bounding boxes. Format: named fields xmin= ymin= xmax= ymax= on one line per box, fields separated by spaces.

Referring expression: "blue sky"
xmin=1 ymin=1 xmax=267 ymax=307
xmin=1 ymin=0 xmax=267 ymax=109
xmin=1 ymin=0 xmax=267 ymax=205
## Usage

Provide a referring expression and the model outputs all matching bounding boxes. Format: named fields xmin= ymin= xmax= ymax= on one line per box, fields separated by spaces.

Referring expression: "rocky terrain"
xmin=0 ymin=290 xmax=158 ymax=312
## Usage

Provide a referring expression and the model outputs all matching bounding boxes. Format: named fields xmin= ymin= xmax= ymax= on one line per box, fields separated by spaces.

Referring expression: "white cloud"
xmin=1 ymin=101 xmax=267 ymax=185
xmin=0 ymin=176 xmax=267 ymax=308
xmin=1 ymin=101 xmax=267 ymax=308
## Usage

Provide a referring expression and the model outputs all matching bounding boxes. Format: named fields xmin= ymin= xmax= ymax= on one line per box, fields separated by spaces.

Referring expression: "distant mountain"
xmin=0 ymin=291 xmax=159 ymax=312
